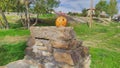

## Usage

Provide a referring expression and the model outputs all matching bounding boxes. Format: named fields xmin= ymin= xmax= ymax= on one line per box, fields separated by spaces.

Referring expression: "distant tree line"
xmin=67 ymin=12 xmax=82 ymax=16
xmin=96 ymin=0 xmax=118 ymax=17
xmin=81 ymin=0 xmax=118 ymax=17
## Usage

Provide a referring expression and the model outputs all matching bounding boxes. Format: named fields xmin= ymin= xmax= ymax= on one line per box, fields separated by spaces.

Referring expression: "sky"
xmin=54 ymin=0 xmax=120 ymax=14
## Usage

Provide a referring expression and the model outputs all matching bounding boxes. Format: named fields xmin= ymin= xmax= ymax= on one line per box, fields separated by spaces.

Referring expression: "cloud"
xmin=54 ymin=0 xmax=120 ymax=14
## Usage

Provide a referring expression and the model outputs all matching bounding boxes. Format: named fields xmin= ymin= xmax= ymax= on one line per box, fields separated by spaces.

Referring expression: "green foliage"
xmin=67 ymin=12 xmax=82 ymax=16
xmin=32 ymin=0 xmax=60 ymax=14
xmin=95 ymin=0 xmax=118 ymax=17
xmin=0 ymin=0 xmax=18 ymax=29
xmin=36 ymin=18 xmax=56 ymax=26
xmin=95 ymin=0 xmax=108 ymax=12
xmin=107 ymin=0 xmax=118 ymax=17
xmin=0 ymin=0 xmax=17 ymax=12
xmin=45 ymin=0 xmax=60 ymax=8
xmin=39 ymin=14 xmax=56 ymax=19
xmin=0 ymin=0 xmax=60 ymax=29
xmin=33 ymin=0 xmax=47 ymax=14
xmin=95 ymin=0 xmax=108 ymax=16
xmin=35 ymin=14 xmax=56 ymax=26
xmin=15 ymin=0 xmax=26 ymax=12
xmin=9 ymin=23 xmax=23 ymax=29
xmin=81 ymin=8 xmax=88 ymax=16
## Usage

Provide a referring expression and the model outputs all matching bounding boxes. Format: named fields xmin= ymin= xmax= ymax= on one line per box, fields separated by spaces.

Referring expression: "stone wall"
xmin=2 ymin=26 xmax=91 ymax=68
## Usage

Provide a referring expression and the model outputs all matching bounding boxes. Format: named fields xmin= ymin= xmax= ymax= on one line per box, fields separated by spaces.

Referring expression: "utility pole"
xmin=89 ymin=0 xmax=93 ymax=28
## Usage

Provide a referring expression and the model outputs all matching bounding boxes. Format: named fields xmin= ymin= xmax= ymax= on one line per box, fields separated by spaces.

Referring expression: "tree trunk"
xmin=0 ymin=19 xmax=4 ymax=29
xmin=20 ymin=12 xmax=26 ymax=27
xmin=0 ymin=9 xmax=9 ymax=29
xmin=25 ymin=10 xmax=28 ymax=28
xmin=33 ymin=13 xmax=39 ymax=26
xmin=25 ymin=4 xmax=30 ymax=29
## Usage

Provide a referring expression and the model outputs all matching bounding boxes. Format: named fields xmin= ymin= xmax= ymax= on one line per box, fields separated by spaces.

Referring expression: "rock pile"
xmin=2 ymin=26 xmax=91 ymax=68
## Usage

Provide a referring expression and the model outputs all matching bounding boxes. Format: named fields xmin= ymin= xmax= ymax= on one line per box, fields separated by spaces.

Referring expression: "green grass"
xmin=0 ymin=29 xmax=30 ymax=37
xmin=90 ymin=48 xmax=120 ymax=68
xmin=0 ymin=42 xmax=26 ymax=65
xmin=0 ymin=29 xmax=29 ymax=65
xmin=73 ymin=22 xmax=120 ymax=68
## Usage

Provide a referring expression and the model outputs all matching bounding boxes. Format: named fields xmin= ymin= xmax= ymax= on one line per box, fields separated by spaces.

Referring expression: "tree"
xmin=32 ymin=0 xmax=60 ymax=25
xmin=81 ymin=8 xmax=87 ymax=17
xmin=0 ymin=8 xmax=9 ymax=29
xmin=0 ymin=0 xmax=11 ymax=29
xmin=95 ymin=0 xmax=108 ymax=17
xmin=32 ymin=0 xmax=46 ymax=25
xmin=44 ymin=0 xmax=60 ymax=11
xmin=0 ymin=0 xmax=17 ymax=29
xmin=107 ymin=0 xmax=118 ymax=17
xmin=16 ymin=0 xmax=60 ymax=27
xmin=19 ymin=0 xmax=32 ymax=28
xmin=95 ymin=0 xmax=118 ymax=18
xmin=0 ymin=0 xmax=60 ymax=28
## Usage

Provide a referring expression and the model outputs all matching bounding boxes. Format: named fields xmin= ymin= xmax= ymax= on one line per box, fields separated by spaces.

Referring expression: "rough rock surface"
xmin=2 ymin=26 xmax=91 ymax=68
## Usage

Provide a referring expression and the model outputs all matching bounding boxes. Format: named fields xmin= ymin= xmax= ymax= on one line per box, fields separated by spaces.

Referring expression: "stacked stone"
xmin=25 ymin=26 xmax=90 ymax=68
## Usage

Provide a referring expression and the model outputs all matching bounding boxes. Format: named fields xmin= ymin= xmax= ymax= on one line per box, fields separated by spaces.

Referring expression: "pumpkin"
xmin=55 ymin=16 xmax=67 ymax=27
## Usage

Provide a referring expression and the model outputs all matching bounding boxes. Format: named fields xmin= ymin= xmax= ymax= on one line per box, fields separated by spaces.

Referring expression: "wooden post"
xmin=89 ymin=0 xmax=93 ymax=28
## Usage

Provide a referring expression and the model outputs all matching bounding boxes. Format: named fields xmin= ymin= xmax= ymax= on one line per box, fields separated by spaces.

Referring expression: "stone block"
xmin=61 ymin=64 xmax=74 ymax=68
xmin=35 ymin=39 xmax=44 ymax=46
xmin=45 ymin=62 xmax=57 ymax=68
xmin=35 ymin=39 xmax=51 ymax=47
xmin=3 ymin=26 xmax=90 ymax=68
xmin=25 ymin=47 xmax=33 ymax=54
xmin=32 ymin=45 xmax=40 ymax=53
xmin=51 ymin=41 xmax=69 ymax=49
xmin=27 ymin=36 xmax=35 ymax=47
xmin=38 ymin=46 xmax=48 ymax=51
xmin=42 ymin=51 xmax=52 ymax=56
xmin=51 ymin=39 xmax=82 ymax=49
xmin=81 ymin=47 xmax=89 ymax=57
xmin=70 ymin=39 xmax=83 ymax=49
xmin=30 ymin=26 xmax=76 ymax=41
xmin=54 ymin=52 xmax=74 ymax=65
xmin=25 ymin=47 xmax=35 ymax=58
xmin=38 ymin=64 xmax=44 ymax=68
xmin=69 ymin=46 xmax=89 ymax=66
xmin=6 ymin=60 xmax=30 ymax=68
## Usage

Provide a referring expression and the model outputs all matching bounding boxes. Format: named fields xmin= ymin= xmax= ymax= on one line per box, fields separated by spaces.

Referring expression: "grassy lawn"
xmin=0 ymin=29 xmax=30 ymax=65
xmin=0 ymin=16 xmax=120 ymax=68
xmin=73 ymin=22 xmax=120 ymax=68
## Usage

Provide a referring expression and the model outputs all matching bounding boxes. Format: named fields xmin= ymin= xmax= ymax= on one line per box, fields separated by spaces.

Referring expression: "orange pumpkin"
xmin=55 ymin=16 xmax=67 ymax=27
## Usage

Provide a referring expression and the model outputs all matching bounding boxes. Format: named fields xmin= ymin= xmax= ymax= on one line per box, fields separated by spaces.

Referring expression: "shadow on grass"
xmin=36 ymin=18 xmax=56 ymax=26
xmin=11 ymin=18 xmax=56 ymax=29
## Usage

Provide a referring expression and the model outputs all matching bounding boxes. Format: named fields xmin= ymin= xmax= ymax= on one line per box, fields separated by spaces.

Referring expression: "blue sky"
xmin=54 ymin=0 xmax=120 ymax=14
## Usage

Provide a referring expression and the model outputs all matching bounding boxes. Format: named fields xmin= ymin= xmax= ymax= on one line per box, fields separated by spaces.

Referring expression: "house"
xmin=112 ymin=14 xmax=120 ymax=22
xmin=87 ymin=8 xmax=95 ymax=17
xmin=100 ymin=11 xmax=109 ymax=18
